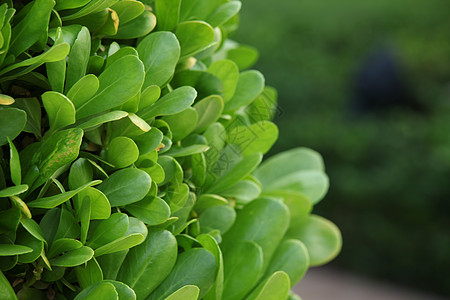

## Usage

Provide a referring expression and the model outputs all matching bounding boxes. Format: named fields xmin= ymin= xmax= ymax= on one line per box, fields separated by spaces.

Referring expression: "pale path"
xmin=293 ymin=267 xmax=449 ymax=300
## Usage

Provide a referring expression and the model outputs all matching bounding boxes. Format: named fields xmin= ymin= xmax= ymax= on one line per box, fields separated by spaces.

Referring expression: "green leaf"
xmin=118 ymin=230 xmax=177 ymax=299
xmin=20 ymin=217 xmax=46 ymax=243
xmin=164 ymin=285 xmax=199 ymax=300
xmin=39 ymin=209 xmax=60 ymax=245
xmin=170 ymin=191 xmax=196 ymax=234
xmin=134 ymin=127 xmax=163 ymax=155
xmin=227 ymin=121 xmax=278 ymax=156
xmin=9 ymin=0 xmax=54 ymax=56
xmin=136 ymin=158 xmax=165 ymax=184
xmin=41 ymin=266 xmax=65 ymax=283
xmin=165 ymin=145 xmax=209 ymax=158
xmin=254 ymin=148 xmax=325 ymax=184
xmin=125 ymin=196 xmax=170 ymax=226
xmin=139 ymin=85 xmax=161 ymax=110
xmin=46 ymin=27 xmax=66 ymax=93
xmin=165 ymin=183 xmax=189 ymax=213
xmin=264 ymin=191 xmax=312 ymax=229
xmin=148 ymin=248 xmax=217 ymax=300
xmin=75 ymin=280 xmax=136 ymax=300
xmin=50 ymin=245 xmax=93 ymax=267
xmin=106 ymin=46 xmax=138 ymax=68
xmin=0 ymin=207 xmax=21 ymax=237
xmin=103 ymin=280 xmax=136 ymax=300
xmin=194 ymin=194 xmax=227 ymax=213
xmin=247 ymin=271 xmax=290 ymax=300
xmin=93 ymin=217 xmax=147 ymax=256
xmin=74 ymin=282 xmax=118 ymax=300
xmin=263 ymin=239 xmax=309 ymax=287
xmin=87 ymin=213 xmax=128 ymax=249
xmin=94 ymin=7 xmax=119 ymax=36
xmin=106 ymin=137 xmax=139 ymax=168
xmin=0 ymin=107 xmax=26 ymax=146
xmin=109 ymin=113 xmax=150 ymax=138
xmin=179 ymin=0 xmax=221 ymax=21
xmin=224 ymin=70 xmax=265 ymax=112
xmin=197 ymin=234 xmax=223 ymax=300
xmin=88 ymin=55 xmax=105 ymax=75
xmin=189 ymin=152 xmax=207 ymax=186
xmin=75 ymin=257 xmax=103 ymax=289
xmin=63 ymin=0 xmax=120 ymax=20
xmin=56 ymin=0 xmax=91 ymax=10
xmin=219 ymin=180 xmax=261 ymax=204
xmin=207 ymin=152 xmax=262 ymax=193
xmin=67 ymin=74 xmax=100 ymax=109
xmin=47 ymin=238 xmax=83 ymax=258
xmin=42 ymin=91 xmax=76 ymax=132
xmin=25 ymin=128 xmax=84 ymax=190
xmin=97 ymin=168 xmax=151 ymax=207
xmin=154 ymin=0 xmax=181 ymax=31
xmin=9 ymin=195 xmax=31 ymax=218
xmin=199 ymin=205 xmax=235 ymax=235
xmin=247 ymin=86 xmax=278 ymax=123
xmin=222 ymin=241 xmax=263 ymax=300
xmin=10 ymin=97 xmax=41 ymax=137
xmin=0 ymin=43 xmax=71 ymax=81
xmin=139 ymin=86 xmax=197 ymax=119
xmin=193 ymin=95 xmax=224 ymax=133
xmin=76 ymin=55 xmax=145 ymax=119
xmin=80 ymin=196 xmax=92 ymax=244
xmin=114 ymin=11 xmax=156 ymax=39
xmin=285 ymin=215 xmax=342 ymax=266
xmin=65 ymin=26 xmax=91 ymax=91
xmin=94 ymin=232 xmax=146 ymax=257
xmin=111 ymin=0 xmax=145 ymax=25
xmin=0 ymin=270 xmax=17 ymax=300
xmin=28 ymin=180 xmax=101 ymax=209
xmin=206 ymin=1 xmax=241 ymax=28
xmin=78 ymin=187 xmax=111 ymax=220
xmin=254 ymin=148 xmax=328 ymax=204
xmin=69 ymin=158 xmax=93 ymax=190
xmin=162 ymin=107 xmax=198 ymax=142
xmin=171 ymin=70 xmax=222 ymax=100
xmin=8 ymin=138 xmax=21 ymax=185
xmin=221 ymin=198 xmax=290 ymax=274
xmin=53 ymin=207 xmax=80 ymax=242
xmin=0 ymin=244 xmax=33 ymax=256
xmin=227 ymin=45 xmax=259 ymax=70
xmin=16 ymin=228 xmax=43 ymax=263
xmin=266 ymin=170 xmax=329 ymax=205
xmin=137 ymin=32 xmax=181 ymax=88
xmin=77 ymin=111 xmax=129 ymax=131
xmin=96 ymin=250 xmax=129 ymax=280
xmin=175 ymin=21 xmax=215 ymax=58
xmin=0 ymin=240 xmax=18 ymax=270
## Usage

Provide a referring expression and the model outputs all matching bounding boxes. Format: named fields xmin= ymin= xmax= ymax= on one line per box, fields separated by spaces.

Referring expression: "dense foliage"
xmin=0 ymin=0 xmax=341 ymax=299
xmin=235 ymin=0 xmax=450 ymax=296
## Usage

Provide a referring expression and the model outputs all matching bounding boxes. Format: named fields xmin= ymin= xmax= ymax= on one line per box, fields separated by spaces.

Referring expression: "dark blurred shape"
xmin=351 ymin=46 xmax=424 ymax=114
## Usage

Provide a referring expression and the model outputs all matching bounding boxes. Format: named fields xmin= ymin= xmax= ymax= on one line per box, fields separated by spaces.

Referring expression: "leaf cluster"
xmin=0 ymin=1 xmax=341 ymax=299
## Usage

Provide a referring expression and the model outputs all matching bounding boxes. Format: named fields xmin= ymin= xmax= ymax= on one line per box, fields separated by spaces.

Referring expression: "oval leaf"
xmin=97 ymin=169 xmax=151 ymax=207
xmin=76 ymin=55 xmax=145 ymax=119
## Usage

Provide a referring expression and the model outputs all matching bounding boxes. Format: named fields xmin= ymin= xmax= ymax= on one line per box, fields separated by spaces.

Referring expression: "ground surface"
xmin=293 ymin=267 xmax=448 ymax=300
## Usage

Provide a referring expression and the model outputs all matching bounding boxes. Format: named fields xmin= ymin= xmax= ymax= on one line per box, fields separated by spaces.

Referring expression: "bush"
xmin=0 ymin=0 xmax=341 ymax=299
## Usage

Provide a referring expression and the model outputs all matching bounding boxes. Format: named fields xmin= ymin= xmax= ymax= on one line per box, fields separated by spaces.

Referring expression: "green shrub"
xmin=0 ymin=1 xmax=341 ymax=299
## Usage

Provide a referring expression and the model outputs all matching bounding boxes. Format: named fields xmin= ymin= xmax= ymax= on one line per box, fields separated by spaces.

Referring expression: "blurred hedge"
xmin=233 ymin=0 xmax=450 ymax=296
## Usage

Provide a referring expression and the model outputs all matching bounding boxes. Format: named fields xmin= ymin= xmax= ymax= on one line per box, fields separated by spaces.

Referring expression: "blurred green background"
xmin=233 ymin=0 xmax=450 ymax=296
